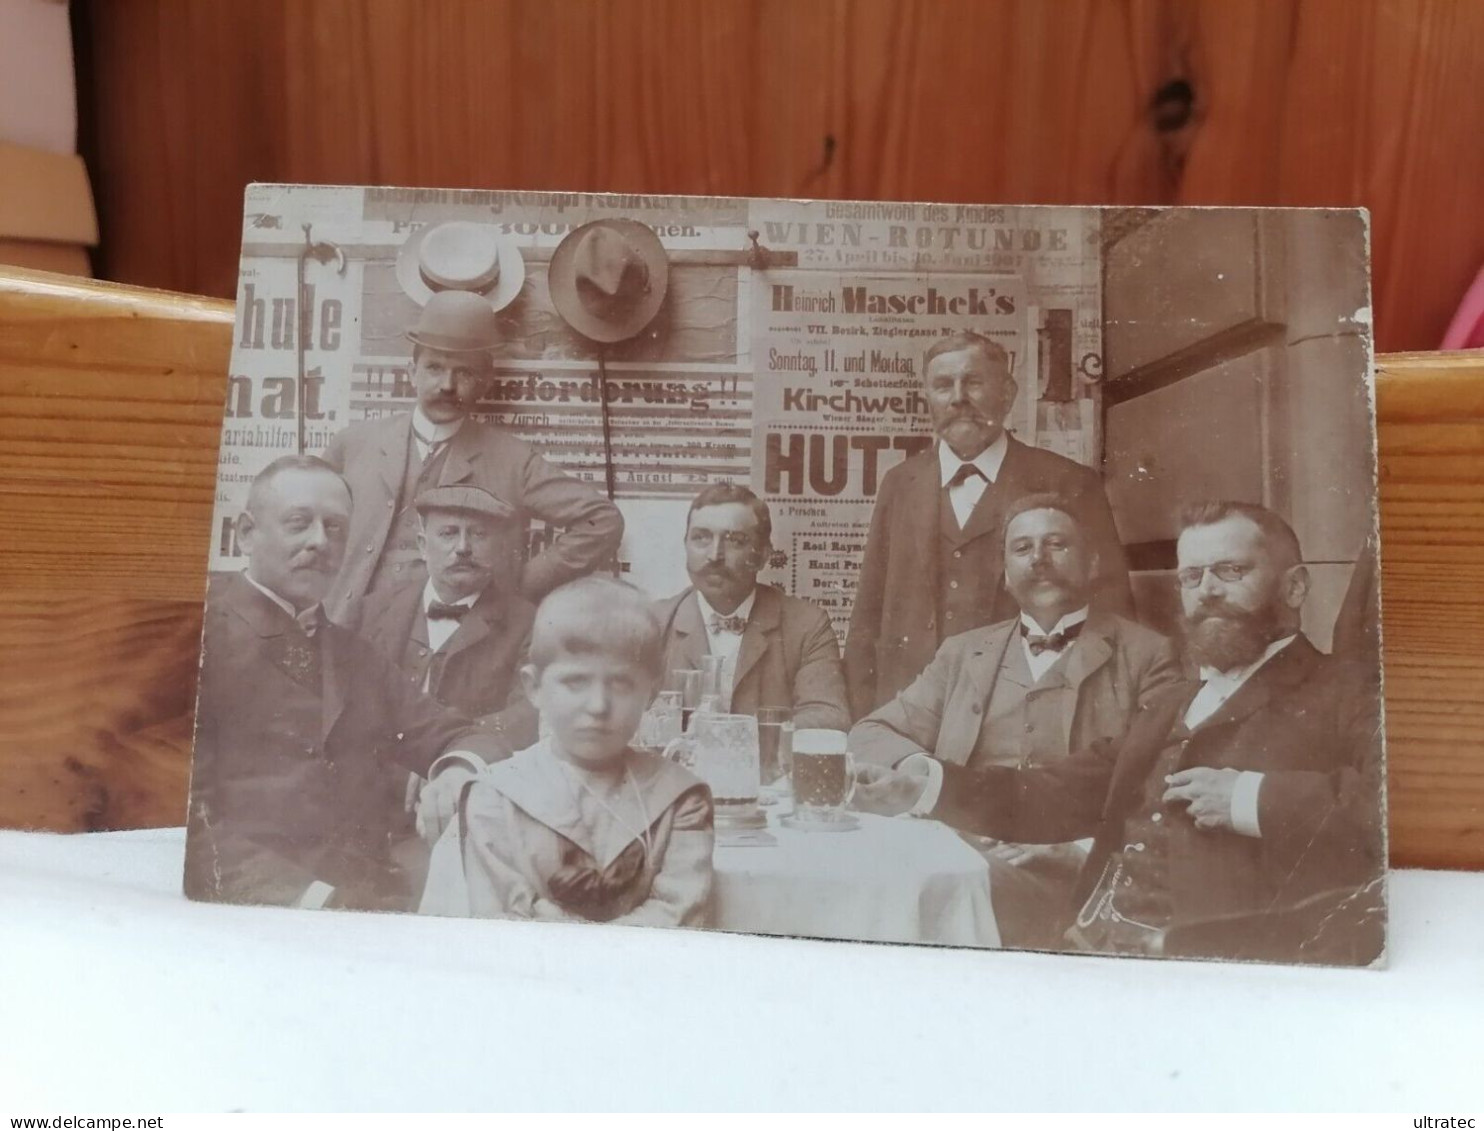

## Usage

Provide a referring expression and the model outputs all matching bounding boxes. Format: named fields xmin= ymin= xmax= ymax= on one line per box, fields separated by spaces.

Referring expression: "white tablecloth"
xmin=5 ymin=828 xmax=1483 ymax=1111
xmin=712 ymin=811 xmax=999 ymax=948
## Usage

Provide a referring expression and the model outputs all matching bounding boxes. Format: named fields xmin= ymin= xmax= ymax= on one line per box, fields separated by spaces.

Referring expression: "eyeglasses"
xmin=1176 ymin=562 xmax=1254 ymax=589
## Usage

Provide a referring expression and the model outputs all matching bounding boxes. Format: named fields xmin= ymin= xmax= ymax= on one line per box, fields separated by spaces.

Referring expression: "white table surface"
xmin=712 ymin=810 xmax=999 ymax=948
xmin=3 ymin=827 xmax=1481 ymax=1112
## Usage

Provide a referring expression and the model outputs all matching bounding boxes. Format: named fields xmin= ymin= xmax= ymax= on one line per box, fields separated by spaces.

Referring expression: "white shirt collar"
xmin=695 ymin=587 xmax=757 ymax=629
xmin=1019 ymin=606 xmax=1090 ymax=638
xmin=422 ymin=578 xmax=481 ymax=612
xmin=242 ymin=569 xmax=304 ymax=619
xmin=1199 ymin=633 xmax=1299 ymax=685
xmin=937 ymin=432 xmax=1009 ymax=487
xmin=411 ymin=406 xmax=464 ymax=445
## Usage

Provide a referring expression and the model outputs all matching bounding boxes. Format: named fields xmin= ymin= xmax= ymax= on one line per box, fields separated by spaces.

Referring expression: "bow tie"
xmin=428 ymin=601 xmax=471 ymax=621
xmin=709 ymin=614 xmax=748 ymax=635
xmin=1022 ymin=620 xmax=1084 ymax=656
xmin=947 ymin=463 xmax=988 ymax=488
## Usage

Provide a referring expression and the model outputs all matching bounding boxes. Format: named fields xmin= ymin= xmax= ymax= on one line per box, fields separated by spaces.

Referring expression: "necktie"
xmin=709 ymin=614 xmax=747 ymax=635
xmin=277 ymin=606 xmax=323 ymax=685
xmin=1023 ymin=620 xmax=1085 ymax=656
xmin=428 ymin=600 xmax=470 ymax=621
xmin=947 ymin=463 xmax=988 ymax=488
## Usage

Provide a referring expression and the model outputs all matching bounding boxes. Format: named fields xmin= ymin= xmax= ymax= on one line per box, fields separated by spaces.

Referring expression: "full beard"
xmin=1181 ymin=599 xmax=1285 ymax=672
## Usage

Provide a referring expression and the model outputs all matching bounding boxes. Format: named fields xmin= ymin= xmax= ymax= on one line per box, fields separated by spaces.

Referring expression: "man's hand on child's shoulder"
xmin=416 ymin=759 xmax=481 ymax=842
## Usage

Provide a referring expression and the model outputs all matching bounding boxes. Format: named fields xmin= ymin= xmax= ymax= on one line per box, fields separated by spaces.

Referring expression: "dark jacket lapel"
xmin=439 ymin=420 xmax=479 ymax=486
xmin=899 ymin=446 xmax=944 ymax=570
xmin=955 ymin=435 xmax=1025 ymax=546
xmin=1189 ymin=634 xmax=1321 ymax=735
xmin=319 ymin=621 xmax=350 ymax=741
xmin=440 ymin=588 xmax=499 ymax=660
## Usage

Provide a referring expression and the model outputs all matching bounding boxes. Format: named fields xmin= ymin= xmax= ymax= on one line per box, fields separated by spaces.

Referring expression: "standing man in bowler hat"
xmin=323 ymin=288 xmax=624 ymax=629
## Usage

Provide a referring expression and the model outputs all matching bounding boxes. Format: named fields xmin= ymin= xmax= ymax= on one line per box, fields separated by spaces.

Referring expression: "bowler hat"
xmin=548 ymin=219 xmax=670 ymax=343
xmin=396 ymin=221 xmax=526 ymax=313
xmin=414 ymin=485 xmax=517 ymax=523
xmin=405 ymin=290 xmax=502 ymax=354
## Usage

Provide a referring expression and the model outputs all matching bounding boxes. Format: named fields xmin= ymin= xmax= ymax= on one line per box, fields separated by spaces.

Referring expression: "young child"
xmin=420 ymin=576 xmax=715 ymax=926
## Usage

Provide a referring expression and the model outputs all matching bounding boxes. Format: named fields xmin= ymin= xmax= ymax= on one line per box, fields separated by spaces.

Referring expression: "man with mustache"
xmin=850 ymin=493 xmax=1182 ymax=948
xmin=844 ymin=331 xmax=1133 ymax=718
xmin=361 ymin=485 xmax=536 ymax=742
xmin=853 ymin=501 xmax=1385 ymax=963
xmin=323 ymin=289 xmax=623 ymax=630
xmin=185 ymin=456 xmax=506 ymax=911
xmin=656 ymin=484 xmax=849 ymax=729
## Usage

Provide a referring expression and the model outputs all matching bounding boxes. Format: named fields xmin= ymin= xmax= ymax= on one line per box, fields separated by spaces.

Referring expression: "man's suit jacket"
xmin=360 ymin=580 xmax=538 ymax=751
xmin=183 ymin=574 xmax=504 ymax=908
xmin=656 ymin=584 xmax=850 ymax=731
xmin=843 ymin=437 xmax=1133 ymax=719
xmin=851 ymin=612 xmax=1183 ymax=769
xmin=927 ymin=635 xmax=1385 ymax=961
xmin=323 ymin=413 xmax=624 ymax=628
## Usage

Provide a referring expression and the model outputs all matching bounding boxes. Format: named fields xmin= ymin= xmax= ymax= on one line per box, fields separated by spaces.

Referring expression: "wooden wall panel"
xmin=80 ymin=0 xmax=1484 ymax=351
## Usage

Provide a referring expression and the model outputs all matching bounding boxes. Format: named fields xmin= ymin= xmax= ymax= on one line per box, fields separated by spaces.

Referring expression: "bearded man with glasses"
xmin=850 ymin=500 xmax=1386 ymax=963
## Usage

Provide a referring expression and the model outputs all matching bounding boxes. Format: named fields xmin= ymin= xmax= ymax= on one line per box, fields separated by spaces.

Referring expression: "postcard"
xmin=184 ymin=187 xmax=1386 ymax=966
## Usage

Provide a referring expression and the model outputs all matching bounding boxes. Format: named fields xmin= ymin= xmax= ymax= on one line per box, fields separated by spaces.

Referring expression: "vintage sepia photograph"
xmin=182 ymin=187 xmax=1386 ymax=966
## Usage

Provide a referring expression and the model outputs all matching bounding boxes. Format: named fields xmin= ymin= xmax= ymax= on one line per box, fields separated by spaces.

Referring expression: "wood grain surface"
xmin=1 ymin=268 xmax=1482 ymax=870
xmin=79 ymin=0 xmax=1484 ymax=352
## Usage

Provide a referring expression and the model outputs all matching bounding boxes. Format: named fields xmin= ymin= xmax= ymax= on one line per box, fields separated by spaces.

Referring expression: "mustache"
xmin=1188 ymin=598 xmax=1262 ymax=624
xmin=290 ymin=553 xmax=334 ymax=572
xmin=697 ymin=562 xmax=744 ymax=583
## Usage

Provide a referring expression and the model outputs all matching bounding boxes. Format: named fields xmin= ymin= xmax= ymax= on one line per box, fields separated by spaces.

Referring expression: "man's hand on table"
xmin=852 ymin=761 xmax=929 ymax=817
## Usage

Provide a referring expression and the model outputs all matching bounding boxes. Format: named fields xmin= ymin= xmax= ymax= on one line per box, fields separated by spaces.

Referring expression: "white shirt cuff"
xmin=297 ymin=881 xmax=335 ymax=910
xmin=427 ymin=750 xmax=484 ymax=780
xmin=1230 ymin=771 xmax=1265 ymax=838
xmin=897 ymin=752 xmax=944 ymax=817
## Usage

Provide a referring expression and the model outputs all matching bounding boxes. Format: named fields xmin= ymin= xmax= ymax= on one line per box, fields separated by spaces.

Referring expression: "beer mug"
xmin=787 ymin=728 xmax=858 ymax=829
xmin=662 ymin=711 xmax=762 ymax=807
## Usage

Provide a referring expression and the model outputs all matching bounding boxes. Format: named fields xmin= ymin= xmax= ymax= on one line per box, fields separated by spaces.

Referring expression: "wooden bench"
xmin=2 ymin=266 xmax=1480 ymax=870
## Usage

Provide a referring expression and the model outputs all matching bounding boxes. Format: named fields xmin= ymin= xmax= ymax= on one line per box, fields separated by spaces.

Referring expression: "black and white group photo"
xmin=184 ymin=188 xmax=1387 ymax=966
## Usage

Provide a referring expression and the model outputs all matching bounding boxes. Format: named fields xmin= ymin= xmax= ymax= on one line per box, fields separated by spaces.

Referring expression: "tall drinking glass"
xmin=698 ymin=654 xmax=727 ymax=714
xmin=754 ymin=706 xmax=794 ymax=805
xmin=635 ymin=689 xmax=683 ymax=753
xmin=671 ymin=668 xmax=701 ymax=732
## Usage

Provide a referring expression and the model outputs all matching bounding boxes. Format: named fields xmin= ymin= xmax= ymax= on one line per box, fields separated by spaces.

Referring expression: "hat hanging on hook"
xmin=548 ymin=219 xmax=670 ymax=343
xmin=396 ymin=221 xmax=526 ymax=312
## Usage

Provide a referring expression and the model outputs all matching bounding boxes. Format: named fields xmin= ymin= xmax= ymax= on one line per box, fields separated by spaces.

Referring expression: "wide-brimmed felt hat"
xmin=396 ymin=220 xmax=526 ymax=313
xmin=414 ymin=485 xmax=517 ymax=523
xmin=548 ymin=219 xmax=670 ymax=343
xmin=405 ymin=290 xmax=503 ymax=353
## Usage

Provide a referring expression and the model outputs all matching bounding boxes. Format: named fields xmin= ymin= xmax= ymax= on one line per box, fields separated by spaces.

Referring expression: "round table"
xmin=711 ymin=810 xmax=1001 ymax=948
